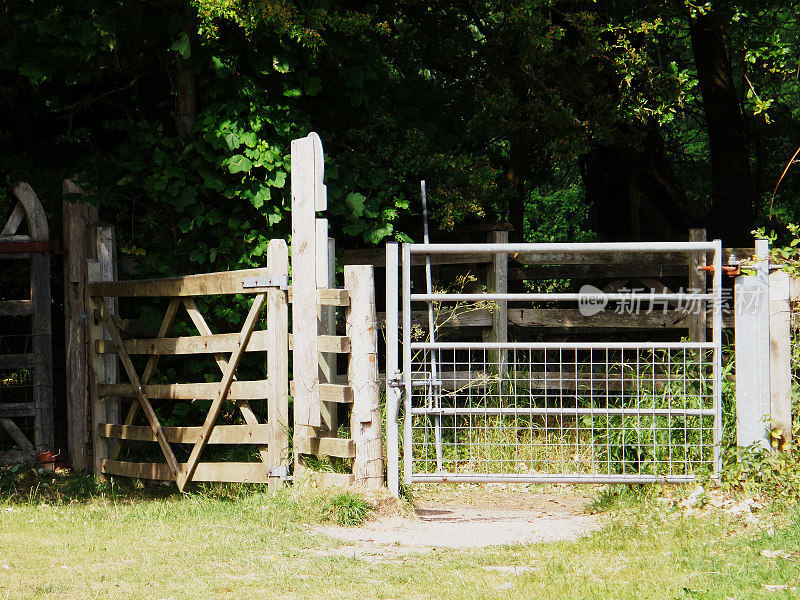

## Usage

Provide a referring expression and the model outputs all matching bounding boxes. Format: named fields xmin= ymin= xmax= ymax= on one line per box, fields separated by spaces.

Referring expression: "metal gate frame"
xmin=385 ymin=241 xmax=722 ymax=496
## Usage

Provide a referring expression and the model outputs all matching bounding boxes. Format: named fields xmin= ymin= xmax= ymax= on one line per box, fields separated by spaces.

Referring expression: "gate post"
xmin=63 ymin=181 xmax=98 ymax=470
xmin=385 ymin=243 xmax=400 ymax=497
xmin=87 ymin=224 xmax=118 ymax=474
xmin=734 ymin=238 xmax=771 ymax=449
xmin=769 ymin=269 xmax=792 ymax=448
xmin=345 ymin=264 xmax=384 ymax=488
xmin=267 ymin=239 xmax=290 ymax=489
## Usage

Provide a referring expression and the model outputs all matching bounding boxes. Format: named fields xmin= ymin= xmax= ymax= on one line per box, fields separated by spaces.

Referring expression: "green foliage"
xmin=321 ymin=491 xmax=371 ymax=527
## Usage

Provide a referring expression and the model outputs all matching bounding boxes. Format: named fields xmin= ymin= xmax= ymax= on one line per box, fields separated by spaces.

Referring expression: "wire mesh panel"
xmin=397 ymin=241 xmax=723 ymax=485
xmin=408 ymin=343 xmax=717 ymax=483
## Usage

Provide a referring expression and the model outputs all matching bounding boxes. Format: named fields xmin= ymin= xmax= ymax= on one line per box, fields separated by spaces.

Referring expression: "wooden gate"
xmin=88 ymin=240 xmax=290 ymax=490
xmin=0 ymin=183 xmax=54 ymax=463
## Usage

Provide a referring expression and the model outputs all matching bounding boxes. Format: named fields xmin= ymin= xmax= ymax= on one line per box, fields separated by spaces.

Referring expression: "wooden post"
xmin=267 ymin=240 xmax=290 ymax=489
xmin=317 ymin=223 xmax=338 ymax=435
xmin=485 ymin=230 xmax=508 ymax=374
xmin=769 ymin=269 xmax=792 ymax=448
xmin=688 ymin=228 xmax=707 ymax=342
xmin=290 ymin=133 xmax=322 ymax=428
xmin=12 ymin=183 xmax=54 ymax=451
xmin=735 ymin=238 xmax=771 ymax=449
xmin=87 ymin=225 xmax=117 ymax=474
xmin=345 ymin=265 xmax=383 ymax=488
xmin=63 ymin=180 xmax=98 ymax=470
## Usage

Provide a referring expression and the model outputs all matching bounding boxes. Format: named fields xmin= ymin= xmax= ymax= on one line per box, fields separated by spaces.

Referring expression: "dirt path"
xmin=314 ymin=484 xmax=603 ymax=559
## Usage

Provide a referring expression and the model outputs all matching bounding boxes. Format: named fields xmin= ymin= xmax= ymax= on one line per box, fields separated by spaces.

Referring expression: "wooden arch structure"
xmin=0 ymin=183 xmax=54 ymax=463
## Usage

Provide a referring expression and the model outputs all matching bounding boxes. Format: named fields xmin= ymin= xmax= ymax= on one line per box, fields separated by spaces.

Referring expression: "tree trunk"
xmin=582 ymin=126 xmax=690 ymax=242
xmin=506 ymin=132 xmax=527 ymax=242
xmin=690 ymin=12 xmax=754 ymax=246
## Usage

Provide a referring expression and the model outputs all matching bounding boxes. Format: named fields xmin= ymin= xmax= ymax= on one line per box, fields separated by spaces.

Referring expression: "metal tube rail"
xmin=410 ymin=341 xmax=715 ymax=350
xmin=410 ymin=473 xmax=702 ymax=484
xmin=410 ymin=407 xmax=715 ymax=417
xmin=411 ymin=292 xmax=715 ymax=302
xmin=408 ymin=242 xmax=718 ymax=254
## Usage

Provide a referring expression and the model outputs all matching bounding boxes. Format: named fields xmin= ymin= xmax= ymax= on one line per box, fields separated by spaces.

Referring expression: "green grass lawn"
xmin=2 ymin=471 xmax=800 ymax=599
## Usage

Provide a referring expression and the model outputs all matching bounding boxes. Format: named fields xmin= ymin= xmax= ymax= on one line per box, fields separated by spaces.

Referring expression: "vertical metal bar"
xmin=712 ymin=239 xmax=723 ymax=475
xmin=420 ymin=181 xmax=443 ymax=473
xmin=402 ymin=243 xmax=413 ymax=484
xmin=385 ymin=243 xmax=400 ymax=497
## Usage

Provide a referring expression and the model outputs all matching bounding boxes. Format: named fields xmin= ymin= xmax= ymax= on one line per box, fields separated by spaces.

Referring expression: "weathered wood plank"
xmin=291 ymin=132 xmax=321 ymax=428
xmin=0 ymin=449 xmax=37 ymax=464
xmin=98 ymin=423 xmax=270 ymax=445
xmin=380 ymin=308 xmax=734 ymax=329
xmin=0 ymin=353 xmax=34 ymax=368
xmin=1 ymin=202 xmax=25 ymax=236
xmin=769 ymin=270 xmax=792 ymax=447
xmin=0 ymin=300 xmax=32 ymax=316
xmin=95 ymin=331 xmax=349 ymax=355
xmin=344 ymin=247 xmax=751 ymax=269
xmin=345 ymin=265 xmax=383 ymax=488
xmin=290 ymin=382 xmax=353 ymax=404
xmin=88 ymin=225 xmax=118 ymax=475
xmin=0 ymin=403 xmax=35 ymax=417
xmin=294 ymin=435 xmax=356 ymax=458
xmin=97 ymin=380 xmax=269 ymax=400
xmin=266 ymin=239 xmax=290 ymax=488
xmin=343 ymin=248 xmax=493 ymax=267
xmin=102 ymin=460 xmax=270 ymax=483
xmin=0 ymin=418 xmax=34 ymax=451
xmin=88 ymin=267 xmax=273 ymax=297
xmin=63 ymin=182 xmax=96 ymax=470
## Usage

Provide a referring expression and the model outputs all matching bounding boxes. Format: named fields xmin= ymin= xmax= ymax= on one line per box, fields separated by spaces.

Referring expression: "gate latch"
xmin=242 ymin=275 xmax=289 ymax=290
xmin=387 ymin=370 xmax=404 ymax=388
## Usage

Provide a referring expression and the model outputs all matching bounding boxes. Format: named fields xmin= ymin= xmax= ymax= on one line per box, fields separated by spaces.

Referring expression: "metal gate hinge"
xmin=242 ymin=275 xmax=289 ymax=290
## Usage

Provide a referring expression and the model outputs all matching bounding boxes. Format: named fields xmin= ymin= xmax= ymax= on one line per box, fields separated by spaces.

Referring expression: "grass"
xmin=2 ymin=469 xmax=800 ymax=599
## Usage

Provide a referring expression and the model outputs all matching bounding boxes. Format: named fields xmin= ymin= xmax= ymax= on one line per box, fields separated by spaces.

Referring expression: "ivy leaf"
xmin=228 ymin=155 xmax=253 ymax=174
xmin=283 ymin=88 xmax=302 ymax=98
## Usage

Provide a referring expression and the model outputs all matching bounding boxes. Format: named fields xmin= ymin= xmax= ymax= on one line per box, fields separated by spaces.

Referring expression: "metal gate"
xmin=385 ymin=241 xmax=722 ymax=495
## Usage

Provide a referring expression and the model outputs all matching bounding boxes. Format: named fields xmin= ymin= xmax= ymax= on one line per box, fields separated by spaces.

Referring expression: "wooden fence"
xmin=0 ymin=183 xmax=54 ymax=463
xmin=64 ymin=132 xmax=383 ymax=490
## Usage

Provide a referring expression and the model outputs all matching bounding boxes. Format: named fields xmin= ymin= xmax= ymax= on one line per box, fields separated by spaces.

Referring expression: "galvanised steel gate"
xmin=384 ymin=241 xmax=723 ymax=496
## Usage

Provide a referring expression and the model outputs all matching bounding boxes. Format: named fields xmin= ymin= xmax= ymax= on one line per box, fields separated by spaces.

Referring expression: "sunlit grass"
xmin=2 ymin=471 xmax=800 ymax=599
